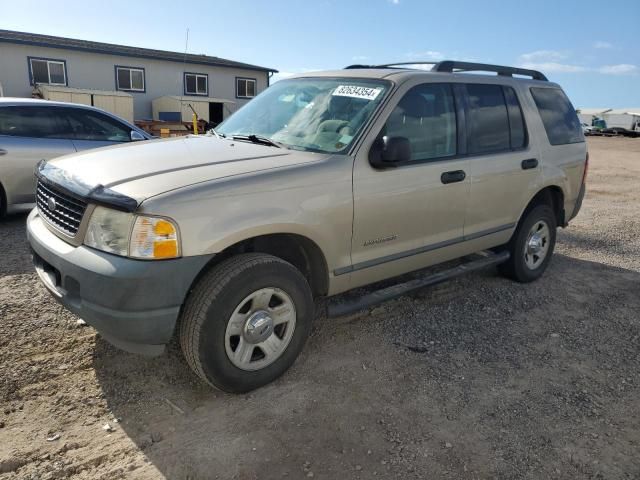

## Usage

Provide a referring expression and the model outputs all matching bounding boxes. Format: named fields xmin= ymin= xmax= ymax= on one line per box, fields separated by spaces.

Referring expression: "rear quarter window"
xmin=530 ymin=87 xmax=584 ymax=145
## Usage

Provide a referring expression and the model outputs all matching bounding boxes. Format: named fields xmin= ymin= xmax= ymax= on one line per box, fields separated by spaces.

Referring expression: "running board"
xmin=327 ymin=250 xmax=510 ymax=318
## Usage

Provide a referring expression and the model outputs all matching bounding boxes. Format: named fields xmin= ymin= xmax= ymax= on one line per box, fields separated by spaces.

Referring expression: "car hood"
xmin=47 ymin=135 xmax=327 ymax=203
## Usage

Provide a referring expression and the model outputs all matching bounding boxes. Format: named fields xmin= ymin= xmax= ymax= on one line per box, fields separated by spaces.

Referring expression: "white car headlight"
xmin=83 ymin=206 xmax=181 ymax=259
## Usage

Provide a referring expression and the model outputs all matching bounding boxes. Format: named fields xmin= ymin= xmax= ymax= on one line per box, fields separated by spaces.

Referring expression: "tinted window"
xmin=64 ymin=109 xmax=132 ymax=142
xmin=466 ymin=84 xmax=510 ymax=154
xmin=503 ymin=86 xmax=527 ymax=149
xmin=0 ymin=106 xmax=68 ymax=138
xmin=381 ymin=83 xmax=456 ymax=162
xmin=530 ymin=88 xmax=584 ymax=145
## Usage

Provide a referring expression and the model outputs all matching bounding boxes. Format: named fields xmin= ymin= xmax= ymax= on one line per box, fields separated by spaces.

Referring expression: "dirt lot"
xmin=1 ymin=137 xmax=639 ymax=480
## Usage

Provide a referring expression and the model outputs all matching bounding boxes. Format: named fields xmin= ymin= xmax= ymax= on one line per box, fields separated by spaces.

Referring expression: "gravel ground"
xmin=1 ymin=136 xmax=639 ymax=479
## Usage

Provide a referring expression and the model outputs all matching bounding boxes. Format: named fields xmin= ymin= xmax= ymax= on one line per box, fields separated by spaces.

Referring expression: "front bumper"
xmin=27 ymin=209 xmax=213 ymax=355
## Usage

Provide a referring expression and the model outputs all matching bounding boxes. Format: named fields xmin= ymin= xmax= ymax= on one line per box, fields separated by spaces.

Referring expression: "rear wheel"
xmin=498 ymin=204 xmax=556 ymax=283
xmin=179 ymin=253 xmax=314 ymax=393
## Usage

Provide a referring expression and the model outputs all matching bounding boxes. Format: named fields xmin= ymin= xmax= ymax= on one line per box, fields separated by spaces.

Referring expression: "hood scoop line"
xmin=103 ymin=152 xmax=291 ymax=189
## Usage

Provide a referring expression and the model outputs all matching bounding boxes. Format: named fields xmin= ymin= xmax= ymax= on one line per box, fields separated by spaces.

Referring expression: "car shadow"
xmin=0 ymin=211 xmax=34 ymax=276
xmin=92 ymin=253 xmax=640 ymax=479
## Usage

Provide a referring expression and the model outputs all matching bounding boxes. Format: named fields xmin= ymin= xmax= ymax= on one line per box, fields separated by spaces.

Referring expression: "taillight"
xmin=582 ymin=151 xmax=589 ymax=185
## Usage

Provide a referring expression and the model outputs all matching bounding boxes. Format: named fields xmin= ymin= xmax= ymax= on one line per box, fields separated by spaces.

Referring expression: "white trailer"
xmin=604 ymin=109 xmax=640 ymax=134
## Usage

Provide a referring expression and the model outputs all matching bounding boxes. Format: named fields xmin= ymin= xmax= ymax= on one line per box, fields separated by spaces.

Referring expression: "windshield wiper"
xmin=207 ymin=129 xmax=226 ymax=139
xmin=232 ymin=134 xmax=284 ymax=149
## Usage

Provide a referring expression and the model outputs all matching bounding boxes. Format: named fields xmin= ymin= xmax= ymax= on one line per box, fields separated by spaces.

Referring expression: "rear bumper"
xmin=27 ymin=209 xmax=213 ymax=355
xmin=568 ymin=183 xmax=586 ymax=222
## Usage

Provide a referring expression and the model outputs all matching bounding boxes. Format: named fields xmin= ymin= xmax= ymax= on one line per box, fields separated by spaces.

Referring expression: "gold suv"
xmin=27 ymin=61 xmax=588 ymax=392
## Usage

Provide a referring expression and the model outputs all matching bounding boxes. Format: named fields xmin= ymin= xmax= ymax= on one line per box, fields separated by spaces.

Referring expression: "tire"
xmin=498 ymin=204 xmax=557 ymax=283
xmin=179 ymin=253 xmax=314 ymax=393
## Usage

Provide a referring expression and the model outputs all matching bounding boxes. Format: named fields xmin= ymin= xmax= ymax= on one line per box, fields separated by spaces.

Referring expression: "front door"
xmin=348 ymin=82 xmax=470 ymax=287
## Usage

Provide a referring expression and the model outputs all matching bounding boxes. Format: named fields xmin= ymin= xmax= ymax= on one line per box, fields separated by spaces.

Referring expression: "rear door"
xmin=0 ymin=105 xmax=76 ymax=205
xmin=462 ymin=83 xmax=541 ymax=238
xmin=61 ymin=107 xmax=135 ymax=151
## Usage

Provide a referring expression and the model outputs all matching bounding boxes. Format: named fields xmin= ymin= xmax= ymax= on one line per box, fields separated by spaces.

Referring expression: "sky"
xmin=2 ymin=0 xmax=639 ymax=108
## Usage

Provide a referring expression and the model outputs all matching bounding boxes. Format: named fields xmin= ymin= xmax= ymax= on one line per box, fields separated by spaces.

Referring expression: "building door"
xmin=209 ymin=102 xmax=224 ymax=126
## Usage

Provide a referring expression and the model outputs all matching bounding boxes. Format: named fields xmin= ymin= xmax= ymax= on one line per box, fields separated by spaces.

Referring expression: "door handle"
xmin=441 ymin=170 xmax=466 ymax=184
xmin=0 ymin=149 xmax=7 ymax=156
xmin=521 ymin=158 xmax=538 ymax=170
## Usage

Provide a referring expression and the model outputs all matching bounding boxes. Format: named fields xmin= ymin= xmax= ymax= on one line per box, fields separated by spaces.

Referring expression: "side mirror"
xmin=130 ymin=130 xmax=145 ymax=141
xmin=369 ymin=136 xmax=411 ymax=168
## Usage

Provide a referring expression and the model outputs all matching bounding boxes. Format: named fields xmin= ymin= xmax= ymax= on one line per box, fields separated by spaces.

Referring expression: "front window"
xmin=217 ymin=78 xmax=390 ymax=154
xmin=116 ymin=66 xmax=145 ymax=92
xmin=29 ymin=58 xmax=67 ymax=85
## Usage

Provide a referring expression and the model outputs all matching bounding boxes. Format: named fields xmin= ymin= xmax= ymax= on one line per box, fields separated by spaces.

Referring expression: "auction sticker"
xmin=333 ymin=85 xmax=382 ymax=100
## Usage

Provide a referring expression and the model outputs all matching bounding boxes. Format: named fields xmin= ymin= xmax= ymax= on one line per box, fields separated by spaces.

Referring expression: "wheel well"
xmin=196 ymin=234 xmax=329 ymax=297
xmin=525 ymin=186 xmax=565 ymax=227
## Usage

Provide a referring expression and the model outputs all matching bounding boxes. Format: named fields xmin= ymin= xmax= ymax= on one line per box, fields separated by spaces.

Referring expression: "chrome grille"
xmin=36 ymin=181 xmax=87 ymax=236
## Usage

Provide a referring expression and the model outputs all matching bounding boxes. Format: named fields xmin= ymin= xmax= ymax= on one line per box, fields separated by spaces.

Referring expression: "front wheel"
xmin=498 ymin=204 xmax=557 ymax=283
xmin=179 ymin=253 xmax=314 ymax=393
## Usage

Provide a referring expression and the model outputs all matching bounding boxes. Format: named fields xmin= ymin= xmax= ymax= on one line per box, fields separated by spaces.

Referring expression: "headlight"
xmin=84 ymin=206 xmax=133 ymax=256
xmin=83 ymin=206 xmax=180 ymax=259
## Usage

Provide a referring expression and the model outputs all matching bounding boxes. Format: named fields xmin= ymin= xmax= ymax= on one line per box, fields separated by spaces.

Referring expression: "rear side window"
xmin=503 ymin=86 xmax=527 ymax=149
xmin=466 ymin=84 xmax=511 ymax=154
xmin=0 ymin=106 xmax=68 ymax=138
xmin=530 ymin=87 xmax=584 ymax=145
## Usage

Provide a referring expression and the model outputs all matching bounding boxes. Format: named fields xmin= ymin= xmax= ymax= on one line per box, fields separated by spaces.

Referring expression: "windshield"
xmin=216 ymin=78 xmax=390 ymax=154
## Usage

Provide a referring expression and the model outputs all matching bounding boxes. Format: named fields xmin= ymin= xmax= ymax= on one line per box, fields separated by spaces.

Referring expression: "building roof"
xmin=0 ymin=29 xmax=277 ymax=73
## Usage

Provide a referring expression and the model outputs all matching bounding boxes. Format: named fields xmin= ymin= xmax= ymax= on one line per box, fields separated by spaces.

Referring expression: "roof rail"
xmin=344 ymin=62 xmax=438 ymax=70
xmin=431 ymin=61 xmax=548 ymax=81
xmin=344 ymin=60 xmax=548 ymax=81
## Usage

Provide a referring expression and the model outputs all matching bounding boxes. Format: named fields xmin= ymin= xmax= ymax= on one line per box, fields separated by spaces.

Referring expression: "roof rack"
xmin=344 ymin=60 xmax=548 ymax=81
xmin=344 ymin=62 xmax=437 ymax=69
xmin=432 ymin=61 xmax=548 ymax=81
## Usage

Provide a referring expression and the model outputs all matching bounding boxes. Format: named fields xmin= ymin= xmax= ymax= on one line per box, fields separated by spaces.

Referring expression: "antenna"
xmin=179 ymin=28 xmax=190 ymax=121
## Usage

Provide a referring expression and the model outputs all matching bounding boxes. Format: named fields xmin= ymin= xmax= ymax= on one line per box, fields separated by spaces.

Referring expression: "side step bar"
xmin=327 ymin=251 xmax=510 ymax=318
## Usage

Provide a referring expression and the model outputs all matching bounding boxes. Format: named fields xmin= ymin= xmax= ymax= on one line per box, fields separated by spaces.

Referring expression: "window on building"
xmin=236 ymin=77 xmax=257 ymax=98
xmin=29 ymin=58 xmax=67 ymax=85
xmin=184 ymin=73 xmax=208 ymax=95
xmin=466 ymin=84 xmax=511 ymax=154
xmin=530 ymin=87 xmax=584 ymax=145
xmin=116 ymin=66 xmax=145 ymax=92
xmin=380 ymin=83 xmax=457 ymax=162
